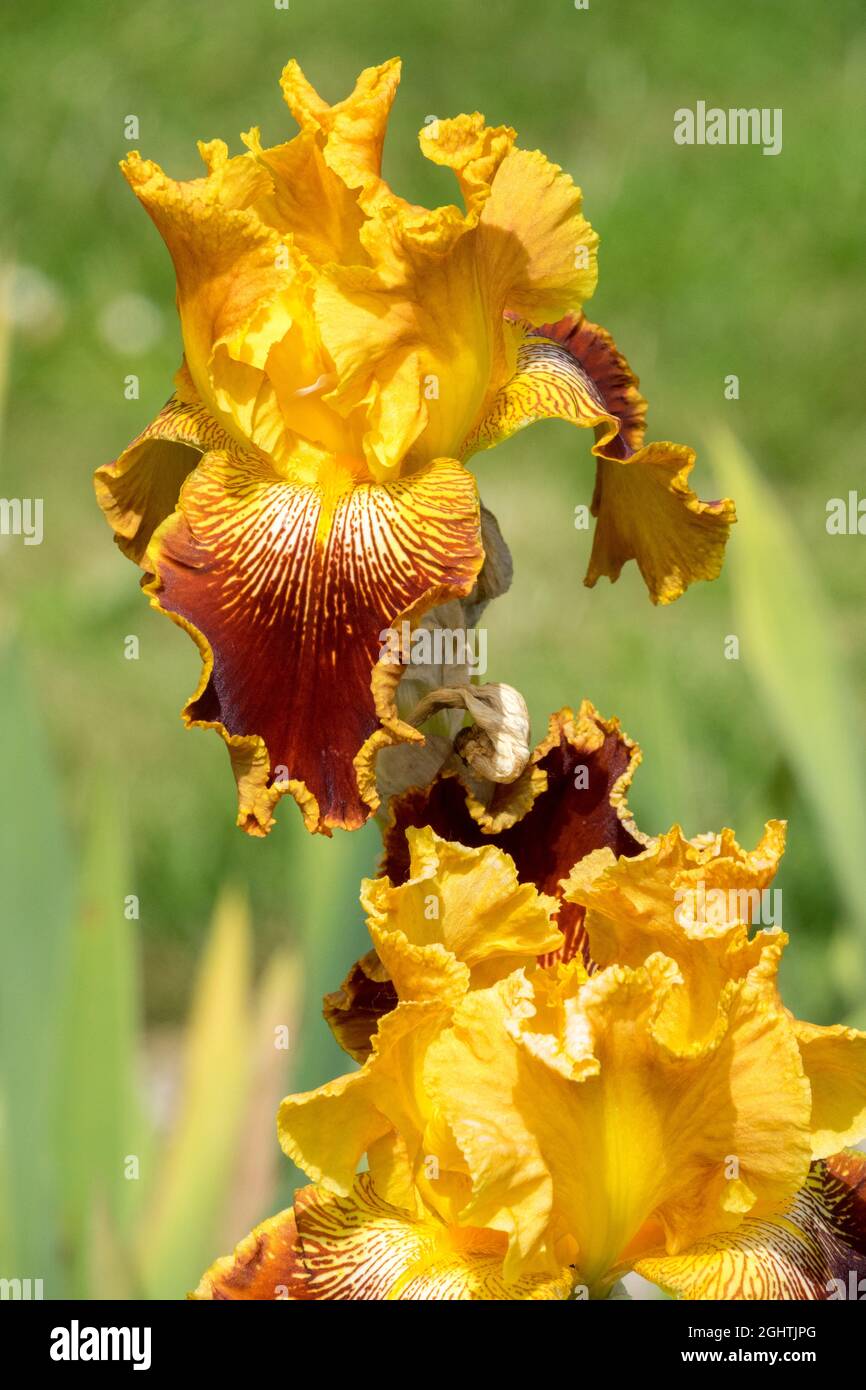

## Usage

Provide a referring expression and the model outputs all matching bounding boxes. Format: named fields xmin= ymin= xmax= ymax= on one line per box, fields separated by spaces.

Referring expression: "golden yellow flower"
xmin=192 ymin=717 xmax=866 ymax=1299
xmin=95 ymin=59 xmax=734 ymax=838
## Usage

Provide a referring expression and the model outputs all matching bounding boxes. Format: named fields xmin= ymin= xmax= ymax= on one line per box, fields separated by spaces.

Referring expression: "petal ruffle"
xmin=311 ymin=104 xmax=597 ymax=478
xmin=476 ymin=148 xmax=598 ymax=324
xmin=360 ymin=825 xmax=561 ymax=1005
xmin=280 ymin=58 xmax=403 ymax=203
xmin=635 ymin=1151 xmax=866 ymax=1300
xmin=586 ymin=444 xmax=735 ymax=606
xmin=462 ymin=313 xmax=735 ymax=604
xmin=794 ymin=1020 xmax=866 ymax=1160
xmin=278 ymin=1001 xmax=447 ymax=1196
xmin=193 ymin=1174 xmax=575 ymax=1300
xmin=426 ymin=941 xmax=813 ymax=1290
xmin=144 ymin=442 xmax=484 ymax=835
xmin=120 ymin=147 xmax=306 ymax=468
xmin=381 ymin=701 xmax=648 ymax=964
xmin=93 ymin=385 xmax=217 ymax=563
xmin=563 ymin=820 xmax=788 ymax=1045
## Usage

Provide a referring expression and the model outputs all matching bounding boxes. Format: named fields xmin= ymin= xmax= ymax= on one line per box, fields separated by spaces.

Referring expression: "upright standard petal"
xmin=426 ymin=941 xmax=813 ymax=1291
xmin=562 ymin=819 xmax=788 ymax=1043
xmin=360 ymin=825 xmax=561 ymax=1004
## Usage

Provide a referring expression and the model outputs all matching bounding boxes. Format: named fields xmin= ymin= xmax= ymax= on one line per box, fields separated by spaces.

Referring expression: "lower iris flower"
xmin=192 ymin=711 xmax=865 ymax=1300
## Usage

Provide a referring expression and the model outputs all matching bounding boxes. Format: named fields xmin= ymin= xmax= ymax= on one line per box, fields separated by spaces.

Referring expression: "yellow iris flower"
xmin=193 ymin=706 xmax=866 ymax=1300
xmin=94 ymin=59 xmax=734 ymax=838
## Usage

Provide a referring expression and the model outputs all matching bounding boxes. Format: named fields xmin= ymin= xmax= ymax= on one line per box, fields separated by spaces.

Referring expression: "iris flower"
xmin=95 ymin=59 xmax=734 ymax=837
xmin=193 ymin=710 xmax=865 ymax=1300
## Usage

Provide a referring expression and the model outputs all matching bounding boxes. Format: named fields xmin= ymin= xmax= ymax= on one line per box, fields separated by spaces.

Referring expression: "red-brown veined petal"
xmin=190 ymin=1204 xmax=312 ymax=1300
xmin=323 ymin=949 xmax=399 ymax=1065
xmin=144 ymin=443 xmax=484 ymax=835
xmin=193 ymin=1175 xmax=576 ymax=1300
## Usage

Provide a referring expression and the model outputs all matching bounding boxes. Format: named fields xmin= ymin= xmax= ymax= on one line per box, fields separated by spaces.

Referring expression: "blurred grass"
xmin=0 ymin=0 xmax=864 ymax=1294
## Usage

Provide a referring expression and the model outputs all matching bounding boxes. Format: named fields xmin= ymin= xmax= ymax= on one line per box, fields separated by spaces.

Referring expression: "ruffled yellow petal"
xmin=312 ymin=121 xmax=518 ymax=478
xmin=278 ymin=1001 xmax=447 ymax=1195
xmin=380 ymin=701 xmax=648 ymax=968
xmin=476 ymin=148 xmax=598 ymax=323
xmin=794 ymin=1020 xmax=866 ymax=1159
xmin=420 ymin=114 xmax=519 ymax=222
xmin=360 ymin=826 xmax=561 ymax=1004
xmin=120 ymin=147 xmax=303 ymax=468
xmin=586 ymin=445 xmax=736 ymax=605
xmin=280 ymin=58 xmax=403 ymax=201
xmin=426 ymin=938 xmax=813 ymax=1292
xmin=563 ymin=820 xmax=787 ymax=1043
xmin=310 ymin=101 xmax=599 ymax=478
xmin=240 ymin=125 xmax=365 ymax=266
xmin=193 ymin=1175 xmax=575 ymax=1300
xmin=636 ymin=1151 xmax=866 ymax=1300
xmin=463 ymin=314 xmax=735 ymax=604
xmin=143 ymin=441 xmax=483 ymax=835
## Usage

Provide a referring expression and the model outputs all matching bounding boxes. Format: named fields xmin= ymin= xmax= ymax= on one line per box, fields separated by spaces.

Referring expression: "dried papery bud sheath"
xmin=409 ymin=682 xmax=531 ymax=784
xmin=372 ymin=503 xmax=515 ymax=807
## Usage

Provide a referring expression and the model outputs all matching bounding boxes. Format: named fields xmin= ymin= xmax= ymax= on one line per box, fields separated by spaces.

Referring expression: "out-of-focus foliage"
xmin=0 ymin=0 xmax=864 ymax=1296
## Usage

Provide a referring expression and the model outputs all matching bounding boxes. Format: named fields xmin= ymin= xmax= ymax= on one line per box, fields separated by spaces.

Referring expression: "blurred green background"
xmin=1 ymin=0 xmax=864 ymax=1298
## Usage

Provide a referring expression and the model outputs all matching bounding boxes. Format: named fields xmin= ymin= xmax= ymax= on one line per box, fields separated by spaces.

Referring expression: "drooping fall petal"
xmin=635 ymin=1151 xmax=866 ymax=1300
xmin=192 ymin=1175 xmax=575 ymax=1300
xmin=463 ymin=314 xmax=735 ymax=604
xmin=190 ymin=1205 xmax=310 ymax=1300
xmin=144 ymin=444 xmax=483 ymax=834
